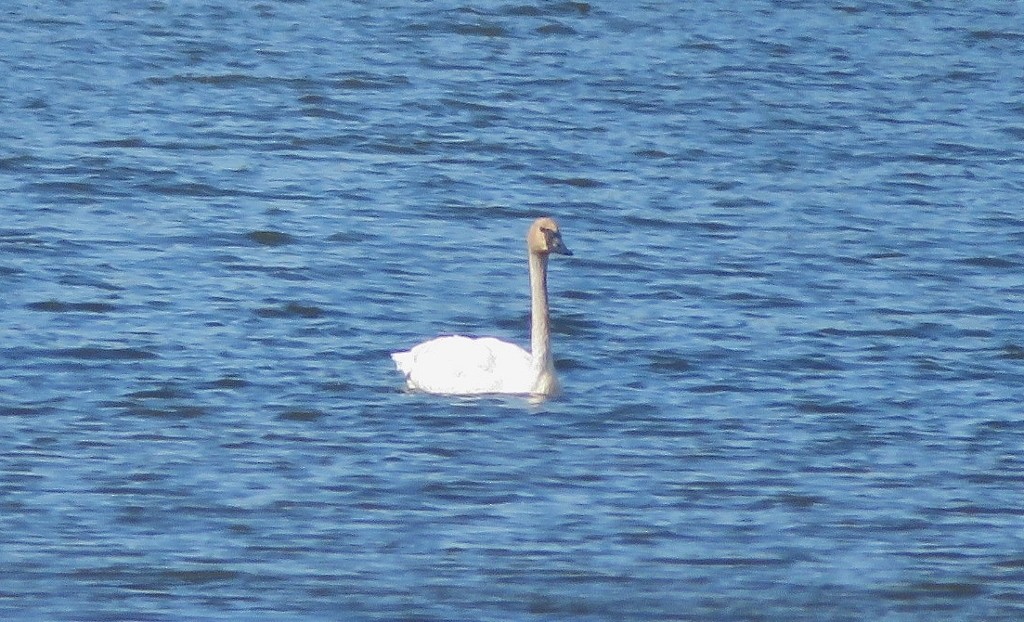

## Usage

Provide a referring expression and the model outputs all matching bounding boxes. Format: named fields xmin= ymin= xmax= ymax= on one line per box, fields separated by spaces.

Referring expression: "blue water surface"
xmin=2 ymin=1 xmax=1024 ymax=620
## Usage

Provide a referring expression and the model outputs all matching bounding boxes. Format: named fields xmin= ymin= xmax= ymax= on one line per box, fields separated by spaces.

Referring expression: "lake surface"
xmin=3 ymin=1 xmax=1024 ymax=620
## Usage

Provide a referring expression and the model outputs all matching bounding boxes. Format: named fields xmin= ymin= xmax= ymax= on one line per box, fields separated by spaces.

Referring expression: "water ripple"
xmin=2 ymin=1 xmax=1024 ymax=621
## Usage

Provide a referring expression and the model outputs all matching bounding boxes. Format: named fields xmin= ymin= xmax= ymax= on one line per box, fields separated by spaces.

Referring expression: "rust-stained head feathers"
xmin=527 ymin=217 xmax=572 ymax=256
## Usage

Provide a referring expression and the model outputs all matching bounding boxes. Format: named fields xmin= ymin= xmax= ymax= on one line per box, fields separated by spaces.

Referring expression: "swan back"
xmin=391 ymin=335 xmax=536 ymax=394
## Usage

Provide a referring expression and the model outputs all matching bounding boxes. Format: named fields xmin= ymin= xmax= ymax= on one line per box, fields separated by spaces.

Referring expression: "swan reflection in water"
xmin=392 ymin=217 xmax=572 ymax=397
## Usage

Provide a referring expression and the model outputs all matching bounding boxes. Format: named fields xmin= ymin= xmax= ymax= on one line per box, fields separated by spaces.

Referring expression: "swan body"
xmin=391 ymin=336 xmax=539 ymax=395
xmin=391 ymin=217 xmax=572 ymax=396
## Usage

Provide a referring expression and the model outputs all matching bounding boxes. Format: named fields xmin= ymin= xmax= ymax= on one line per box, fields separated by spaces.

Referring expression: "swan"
xmin=391 ymin=216 xmax=572 ymax=396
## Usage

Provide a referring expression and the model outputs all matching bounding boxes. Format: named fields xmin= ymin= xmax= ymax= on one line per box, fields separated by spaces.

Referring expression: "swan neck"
xmin=529 ymin=250 xmax=552 ymax=370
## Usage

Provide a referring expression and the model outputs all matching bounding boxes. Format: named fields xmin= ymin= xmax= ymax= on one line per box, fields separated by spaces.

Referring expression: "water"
xmin=3 ymin=1 xmax=1024 ymax=620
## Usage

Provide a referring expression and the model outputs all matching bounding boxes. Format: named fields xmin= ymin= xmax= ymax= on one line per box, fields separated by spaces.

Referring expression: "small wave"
xmin=646 ymin=350 xmax=690 ymax=374
xmin=129 ymin=405 xmax=205 ymax=419
xmin=969 ymin=29 xmax=1024 ymax=43
xmin=958 ymin=256 xmax=1017 ymax=269
xmin=450 ymin=22 xmax=508 ymax=37
xmin=255 ymin=302 xmax=326 ymax=319
xmin=208 ymin=376 xmax=249 ymax=389
xmin=540 ymin=176 xmax=605 ymax=188
xmin=89 ymin=137 xmax=147 ymax=148
xmin=125 ymin=385 xmax=189 ymax=400
xmin=51 ymin=347 xmax=158 ymax=361
xmin=326 ymin=72 xmax=410 ymax=90
xmin=536 ymin=23 xmax=577 ymax=36
xmin=26 ymin=300 xmax=118 ymax=313
xmin=794 ymin=400 xmax=860 ymax=415
xmin=245 ymin=230 xmax=295 ymax=247
xmin=997 ymin=344 xmax=1024 ymax=360
xmin=0 ymin=404 xmax=56 ymax=417
xmin=688 ymin=384 xmax=743 ymax=394
xmin=278 ymin=409 xmax=325 ymax=422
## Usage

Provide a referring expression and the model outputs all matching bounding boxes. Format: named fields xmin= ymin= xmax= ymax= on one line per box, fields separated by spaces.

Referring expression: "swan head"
xmin=528 ymin=217 xmax=573 ymax=256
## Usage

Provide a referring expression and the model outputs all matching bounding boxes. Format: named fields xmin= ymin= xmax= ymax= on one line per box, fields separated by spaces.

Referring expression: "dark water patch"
xmin=22 ymin=96 xmax=47 ymax=110
xmin=0 ymin=404 xmax=56 ymax=417
xmin=0 ymin=155 xmax=37 ymax=171
xmin=359 ymin=138 xmax=430 ymax=155
xmin=144 ymin=181 xmax=236 ymax=198
xmin=712 ymin=196 xmax=772 ymax=210
xmin=688 ymin=383 xmax=743 ymax=394
xmin=298 ymin=93 xmax=330 ymax=106
xmin=88 ymin=137 xmax=148 ymax=149
xmin=969 ymin=29 xmax=1024 ymax=43
xmin=128 ymin=405 xmax=206 ymax=419
xmin=559 ymin=1 xmax=591 ymax=15
xmin=207 ymin=376 xmax=249 ymax=390
xmin=552 ymin=312 xmax=600 ymax=336
xmin=0 ymin=265 xmax=26 ymax=278
xmin=278 ymin=409 xmax=325 ymax=422
xmin=540 ymin=176 xmax=605 ymax=188
xmin=554 ymin=356 xmax=589 ymax=371
xmin=255 ymin=302 xmax=326 ymax=319
xmin=148 ymin=73 xmax=317 ymax=90
xmin=995 ymin=558 xmax=1024 ymax=571
xmin=785 ymin=354 xmax=845 ymax=372
xmin=958 ymin=256 xmax=1017 ymax=269
xmin=620 ymin=213 xmax=685 ymax=230
xmin=880 ymin=581 xmax=986 ymax=603
xmin=157 ymin=568 xmax=241 ymax=586
xmin=320 ymin=381 xmax=355 ymax=393
xmin=222 ymin=263 xmax=310 ymax=282
xmin=327 ymin=71 xmax=410 ymax=90
xmin=772 ymin=492 xmax=825 ymax=509
xmin=794 ymin=400 xmax=861 ymax=415
xmin=645 ymin=350 xmax=690 ymax=374
xmin=864 ymin=250 xmax=907 ymax=261
xmin=501 ymin=2 xmax=590 ymax=17
xmin=327 ymin=231 xmax=366 ymax=244
xmin=636 ymin=288 xmax=686 ymax=301
xmin=604 ymin=401 xmax=661 ymax=420
xmin=26 ymin=300 xmax=118 ymax=313
xmin=440 ymin=98 xmax=503 ymax=114
xmin=501 ymin=4 xmax=545 ymax=17
xmin=656 ymin=556 xmax=790 ymax=568
xmin=684 ymin=37 xmax=724 ymax=52
xmin=691 ymin=219 xmax=742 ymax=234
xmin=25 ymin=180 xmax=99 ymax=198
xmin=723 ymin=292 xmax=804 ymax=309
xmin=125 ymin=385 xmax=190 ymax=400
xmin=634 ymin=148 xmax=670 ymax=159
xmin=536 ymin=22 xmax=576 ymax=36
xmin=997 ymin=344 xmax=1024 ymax=360
xmin=951 ymin=497 xmax=1024 ymax=514
xmin=1000 ymin=124 xmax=1024 ymax=142
xmin=50 ymin=347 xmax=158 ymax=361
xmin=814 ymin=322 xmax=952 ymax=340
xmin=450 ymin=22 xmax=509 ymax=37
xmin=705 ymin=265 xmax=771 ymax=279
xmin=943 ymin=67 xmax=991 ymax=83
xmin=300 ymin=106 xmax=355 ymax=121
xmin=245 ymin=230 xmax=295 ymax=247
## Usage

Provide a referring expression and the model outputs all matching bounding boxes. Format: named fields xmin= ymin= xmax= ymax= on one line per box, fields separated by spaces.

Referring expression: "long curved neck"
xmin=528 ymin=250 xmax=552 ymax=371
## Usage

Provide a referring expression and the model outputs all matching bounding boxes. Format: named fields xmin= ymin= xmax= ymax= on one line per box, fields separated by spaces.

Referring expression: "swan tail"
xmin=391 ymin=350 xmax=415 ymax=386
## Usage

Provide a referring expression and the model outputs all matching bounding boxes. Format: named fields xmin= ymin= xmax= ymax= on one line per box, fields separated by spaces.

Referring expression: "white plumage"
xmin=391 ymin=217 xmax=572 ymax=397
xmin=391 ymin=336 xmax=534 ymax=395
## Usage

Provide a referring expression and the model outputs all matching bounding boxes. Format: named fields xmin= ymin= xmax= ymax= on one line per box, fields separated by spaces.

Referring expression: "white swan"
xmin=391 ymin=217 xmax=572 ymax=396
